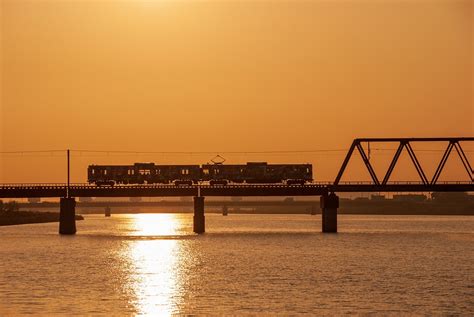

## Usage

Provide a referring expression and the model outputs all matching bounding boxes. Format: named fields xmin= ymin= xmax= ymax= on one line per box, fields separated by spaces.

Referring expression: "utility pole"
xmin=67 ymin=149 xmax=70 ymax=198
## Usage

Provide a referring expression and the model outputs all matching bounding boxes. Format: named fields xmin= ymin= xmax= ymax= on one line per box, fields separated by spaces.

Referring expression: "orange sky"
xmin=1 ymin=0 xmax=473 ymax=183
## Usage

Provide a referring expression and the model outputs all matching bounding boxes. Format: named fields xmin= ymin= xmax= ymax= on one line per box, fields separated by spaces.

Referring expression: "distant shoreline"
xmin=13 ymin=196 xmax=474 ymax=217
xmin=0 ymin=211 xmax=84 ymax=226
xmin=20 ymin=208 xmax=474 ymax=216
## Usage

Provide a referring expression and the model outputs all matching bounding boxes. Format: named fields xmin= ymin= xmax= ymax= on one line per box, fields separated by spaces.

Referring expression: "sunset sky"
xmin=1 ymin=0 xmax=472 ymax=183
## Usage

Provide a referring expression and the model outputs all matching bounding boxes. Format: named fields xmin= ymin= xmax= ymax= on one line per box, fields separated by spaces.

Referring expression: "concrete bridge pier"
xmin=320 ymin=192 xmax=339 ymax=233
xmin=59 ymin=197 xmax=76 ymax=235
xmin=105 ymin=206 xmax=111 ymax=217
xmin=193 ymin=196 xmax=205 ymax=234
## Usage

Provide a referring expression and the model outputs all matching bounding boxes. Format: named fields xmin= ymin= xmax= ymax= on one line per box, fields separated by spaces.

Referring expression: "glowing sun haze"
xmin=0 ymin=0 xmax=472 ymax=182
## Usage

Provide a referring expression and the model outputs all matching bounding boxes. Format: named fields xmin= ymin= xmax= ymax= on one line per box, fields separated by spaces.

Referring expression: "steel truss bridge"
xmin=1 ymin=137 xmax=472 ymax=198
xmin=0 ymin=137 xmax=472 ymax=234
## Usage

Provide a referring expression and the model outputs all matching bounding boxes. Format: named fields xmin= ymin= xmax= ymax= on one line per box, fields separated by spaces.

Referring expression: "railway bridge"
xmin=1 ymin=138 xmax=472 ymax=234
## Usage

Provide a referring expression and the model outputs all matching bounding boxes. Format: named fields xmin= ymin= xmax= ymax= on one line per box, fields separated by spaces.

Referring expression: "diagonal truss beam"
xmin=334 ymin=140 xmax=380 ymax=185
xmin=453 ymin=142 xmax=474 ymax=182
xmin=356 ymin=143 xmax=380 ymax=185
xmin=334 ymin=140 xmax=357 ymax=185
xmin=382 ymin=142 xmax=404 ymax=185
xmin=454 ymin=142 xmax=473 ymax=175
xmin=431 ymin=142 xmax=454 ymax=185
xmin=405 ymin=143 xmax=429 ymax=185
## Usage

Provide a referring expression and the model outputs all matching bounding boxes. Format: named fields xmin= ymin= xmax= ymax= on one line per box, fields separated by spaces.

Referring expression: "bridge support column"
xmin=321 ymin=193 xmax=338 ymax=233
xmin=59 ymin=197 xmax=76 ymax=235
xmin=193 ymin=196 xmax=205 ymax=234
xmin=105 ymin=206 xmax=111 ymax=217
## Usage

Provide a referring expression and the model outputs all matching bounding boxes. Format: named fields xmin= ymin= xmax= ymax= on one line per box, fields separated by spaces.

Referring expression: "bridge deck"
xmin=0 ymin=183 xmax=472 ymax=198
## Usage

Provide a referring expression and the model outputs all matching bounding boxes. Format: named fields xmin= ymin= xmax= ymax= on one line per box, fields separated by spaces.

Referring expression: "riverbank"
xmin=0 ymin=211 xmax=84 ymax=226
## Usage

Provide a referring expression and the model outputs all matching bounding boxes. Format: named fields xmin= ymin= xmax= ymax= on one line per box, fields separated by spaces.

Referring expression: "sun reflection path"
xmin=126 ymin=214 xmax=187 ymax=316
xmin=131 ymin=214 xmax=181 ymax=237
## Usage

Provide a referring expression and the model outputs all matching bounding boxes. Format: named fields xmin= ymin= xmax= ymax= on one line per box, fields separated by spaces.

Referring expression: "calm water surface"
xmin=0 ymin=214 xmax=472 ymax=315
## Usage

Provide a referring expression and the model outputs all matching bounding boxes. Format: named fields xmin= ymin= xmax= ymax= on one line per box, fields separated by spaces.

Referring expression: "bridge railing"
xmin=0 ymin=180 xmax=472 ymax=188
xmin=335 ymin=180 xmax=473 ymax=185
xmin=0 ymin=183 xmax=89 ymax=185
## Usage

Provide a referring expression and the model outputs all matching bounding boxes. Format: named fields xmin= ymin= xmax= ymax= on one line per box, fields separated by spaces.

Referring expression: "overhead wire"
xmin=0 ymin=147 xmax=472 ymax=156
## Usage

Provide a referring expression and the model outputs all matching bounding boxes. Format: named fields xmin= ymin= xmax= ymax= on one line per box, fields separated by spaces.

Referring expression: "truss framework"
xmin=334 ymin=138 xmax=474 ymax=185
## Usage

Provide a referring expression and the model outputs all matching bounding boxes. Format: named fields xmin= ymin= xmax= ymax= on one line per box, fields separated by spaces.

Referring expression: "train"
xmin=88 ymin=162 xmax=313 ymax=186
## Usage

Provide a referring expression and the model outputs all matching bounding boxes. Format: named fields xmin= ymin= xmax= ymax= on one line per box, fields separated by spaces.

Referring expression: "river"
xmin=0 ymin=214 xmax=472 ymax=315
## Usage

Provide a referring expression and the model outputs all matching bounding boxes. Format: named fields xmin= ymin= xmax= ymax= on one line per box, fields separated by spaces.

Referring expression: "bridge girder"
xmin=0 ymin=183 xmax=473 ymax=199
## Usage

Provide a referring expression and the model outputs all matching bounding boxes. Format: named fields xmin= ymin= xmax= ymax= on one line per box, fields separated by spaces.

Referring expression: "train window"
xmin=156 ymin=169 xmax=161 ymax=175
xmin=104 ymin=170 xmax=107 ymax=175
xmin=139 ymin=169 xmax=151 ymax=175
xmin=181 ymin=169 xmax=189 ymax=175
xmin=215 ymin=169 xmax=220 ymax=174
xmin=203 ymin=169 xmax=209 ymax=175
xmin=306 ymin=168 xmax=310 ymax=173
xmin=91 ymin=169 xmax=95 ymax=175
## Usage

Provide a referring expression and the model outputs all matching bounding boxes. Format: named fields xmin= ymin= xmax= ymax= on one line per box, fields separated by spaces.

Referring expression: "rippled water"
xmin=0 ymin=214 xmax=473 ymax=315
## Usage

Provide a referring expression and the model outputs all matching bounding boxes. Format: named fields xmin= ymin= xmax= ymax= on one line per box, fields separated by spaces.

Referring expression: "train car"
xmin=267 ymin=163 xmax=313 ymax=185
xmin=88 ymin=163 xmax=201 ymax=185
xmin=244 ymin=162 xmax=312 ymax=185
xmin=201 ymin=162 xmax=313 ymax=185
xmin=153 ymin=164 xmax=201 ymax=185
xmin=201 ymin=164 xmax=247 ymax=185
xmin=88 ymin=165 xmax=129 ymax=186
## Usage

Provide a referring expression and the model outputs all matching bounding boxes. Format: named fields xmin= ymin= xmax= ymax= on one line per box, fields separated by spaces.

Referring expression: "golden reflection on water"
xmin=125 ymin=214 xmax=185 ymax=316
xmin=131 ymin=214 xmax=180 ymax=236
